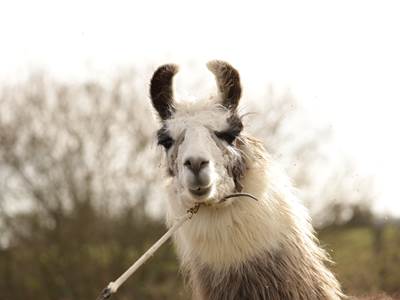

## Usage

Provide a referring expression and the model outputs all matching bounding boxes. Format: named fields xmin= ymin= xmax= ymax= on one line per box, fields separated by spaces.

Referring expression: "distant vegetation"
xmin=320 ymin=223 xmax=400 ymax=298
xmin=0 ymin=73 xmax=398 ymax=299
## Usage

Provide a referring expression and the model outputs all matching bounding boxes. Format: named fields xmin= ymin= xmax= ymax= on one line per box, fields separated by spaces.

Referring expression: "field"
xmin=319 ymin=224 xmax=400 ymax=299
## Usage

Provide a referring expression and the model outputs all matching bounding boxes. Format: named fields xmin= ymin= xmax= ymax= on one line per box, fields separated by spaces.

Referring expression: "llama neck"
xmin=167 ymin=144 xmax=306 ymax=269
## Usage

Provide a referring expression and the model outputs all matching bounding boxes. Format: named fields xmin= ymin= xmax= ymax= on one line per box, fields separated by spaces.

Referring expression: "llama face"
xmin=150 ymin=61 xmax=244 ymax=208
xmin=158 ymin=102 xmax=245 ymax=207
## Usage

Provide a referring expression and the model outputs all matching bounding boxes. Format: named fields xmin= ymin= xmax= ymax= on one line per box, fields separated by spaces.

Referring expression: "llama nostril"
xmin=184 ymin=157 xmax=209 ymax=175
xmin=200 ymin=160 xmax=209 ymax=168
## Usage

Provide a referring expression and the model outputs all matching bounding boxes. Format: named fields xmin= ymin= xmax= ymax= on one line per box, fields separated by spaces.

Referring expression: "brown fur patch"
xmin=227 ymin=152 xmax=246 ymax=192
xmin=190 ymin=243 xmax=342 ymax=300
xmin=167 ymin=130 xmax=185 ymax=176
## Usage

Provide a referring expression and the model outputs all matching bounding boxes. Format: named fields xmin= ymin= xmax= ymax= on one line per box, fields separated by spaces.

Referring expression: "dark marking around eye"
xmin=157 ymin=126 xmax=174 ymax=150
xmin=215 ymin=131 xmax=237 ymax=145
xmin=215 ymin=115 xmax=243 ymax=145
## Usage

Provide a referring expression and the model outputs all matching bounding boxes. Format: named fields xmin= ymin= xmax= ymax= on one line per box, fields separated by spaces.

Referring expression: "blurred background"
xmin=0 ymin=1 xmax=399 ymax=299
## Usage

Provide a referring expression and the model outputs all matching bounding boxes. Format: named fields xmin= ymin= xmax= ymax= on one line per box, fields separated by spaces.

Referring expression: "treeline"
xmin=0 ymin=73 xmax=397 ymax=299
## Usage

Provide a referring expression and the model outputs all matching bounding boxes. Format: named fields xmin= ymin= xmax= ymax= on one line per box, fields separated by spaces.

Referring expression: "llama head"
xmin=150 ymin=61 xmax=246 ymax=208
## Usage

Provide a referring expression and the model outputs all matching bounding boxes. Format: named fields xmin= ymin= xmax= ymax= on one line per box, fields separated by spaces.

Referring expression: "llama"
xmin=149 ymin=61 xmax=344 ymax=300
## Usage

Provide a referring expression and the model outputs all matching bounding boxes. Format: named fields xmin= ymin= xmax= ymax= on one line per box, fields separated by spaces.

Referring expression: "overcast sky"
xmin=1 ymin=0 xmax=399 ymax=215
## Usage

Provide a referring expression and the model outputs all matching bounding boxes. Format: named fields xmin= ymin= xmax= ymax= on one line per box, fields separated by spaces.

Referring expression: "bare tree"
xmin=0 ymin=73 xmax=182 ymax=300
xmin=245 ymin=87 xmax=375 ymax=227
xmin=0 ymin=71 xmax=377 ymax=299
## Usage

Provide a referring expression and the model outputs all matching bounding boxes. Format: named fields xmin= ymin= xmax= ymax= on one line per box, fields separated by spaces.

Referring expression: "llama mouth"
xmin=189 ymin=186 xmax=211 ymax=197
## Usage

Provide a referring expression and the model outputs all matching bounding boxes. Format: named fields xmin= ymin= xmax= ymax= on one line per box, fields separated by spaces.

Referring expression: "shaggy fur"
xmin=149 ymin=61 xmax=344 ymax=300
xmin=177 ymin=137 xmax=343 ymax=300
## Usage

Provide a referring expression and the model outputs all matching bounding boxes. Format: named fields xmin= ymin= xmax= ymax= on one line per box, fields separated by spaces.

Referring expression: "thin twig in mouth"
xmin=219 ymin=192 xmax=258 ymax=203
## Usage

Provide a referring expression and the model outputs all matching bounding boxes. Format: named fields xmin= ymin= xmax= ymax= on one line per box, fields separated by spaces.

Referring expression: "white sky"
xmin=0 ymin=0 xmax=399 ymax=215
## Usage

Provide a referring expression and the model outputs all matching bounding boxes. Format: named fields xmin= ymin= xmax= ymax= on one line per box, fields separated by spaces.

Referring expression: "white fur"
xmin=164 ymin=97 xmax=238 ymax=209
xmin=161 ymin=97 xmax=309 ymax=270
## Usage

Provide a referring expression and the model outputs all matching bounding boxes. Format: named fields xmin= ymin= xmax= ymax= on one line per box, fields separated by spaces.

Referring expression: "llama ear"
xmin=207 ymin=60 xmax=242 ymax=111
xmin=150 ymin=64 xmax=179 ymax=120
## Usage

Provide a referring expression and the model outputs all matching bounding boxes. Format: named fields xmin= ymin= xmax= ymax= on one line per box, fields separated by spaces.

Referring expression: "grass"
xmin=319 ymin=224 xmax=400 ymax=298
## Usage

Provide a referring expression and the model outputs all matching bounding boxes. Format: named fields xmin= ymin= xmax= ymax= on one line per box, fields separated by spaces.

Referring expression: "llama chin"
xmin=150 ymin=60 xmax=345 ymax=300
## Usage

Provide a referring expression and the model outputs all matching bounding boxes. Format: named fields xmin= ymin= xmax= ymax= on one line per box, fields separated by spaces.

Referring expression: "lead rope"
xmin=96 ymin=193 xmax=258 ymax=300
xmin=96 ymin=204 xmax=201 ymax=300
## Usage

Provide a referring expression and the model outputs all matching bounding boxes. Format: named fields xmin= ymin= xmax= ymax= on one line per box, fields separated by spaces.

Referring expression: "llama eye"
xmin=215 ymin=131 xmax=237 ymax=145
xmin=215 ymin=115 xmax=243 ymax=145
xmin=158 ymin=135 xmax=174 ymax=150
xmin=157 ymin=126 xmax=174 ymax=150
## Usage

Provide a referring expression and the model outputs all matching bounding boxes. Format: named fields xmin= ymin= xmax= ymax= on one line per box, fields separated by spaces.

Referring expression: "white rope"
xmin=97 ymin=204 xmax=200 ymax=300
xmin=96 ymin=194 xmax=256 ymax=299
